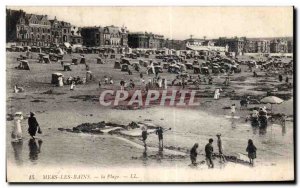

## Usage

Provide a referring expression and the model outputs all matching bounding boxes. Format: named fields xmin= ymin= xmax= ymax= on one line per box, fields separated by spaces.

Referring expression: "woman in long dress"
xmin=58 ymin=76 xmax=63 ymax=87
xmin=12 ymin=112 xmax=23 ymax=141
xmin=214 ymin=88 xmax=220 ymax=100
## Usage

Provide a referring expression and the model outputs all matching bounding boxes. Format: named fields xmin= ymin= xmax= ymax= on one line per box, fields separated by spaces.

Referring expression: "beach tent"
xmin=121 ymin=64 xmax=129 ymax=72
xmin=168 ymin=64 xmax=181 ymax=74
xmin=162 ymin=63 xmax=169 ymax=69
xmin=64 ymin=42 xmax=71 ymax=49
xmin=97 ymin=57 xmax=104 ymax=64
xmin=16 ymin=60 xmax=30 ymax=70
xmin=63 ymin=63 xmax=72 ymax=71
xmin=200 ymin=67 xmax=209 ymax=75
xmin=51 ymin=73 xmax=64 ymax=85
xmin=193 ymin=66 xmax=201 ymax=74
xmin=114 ymin=61 xmax=121 ymax=69
xmin=72 ymin=58 xmax=78 ymax=65
xmin=80 ymin=56 xmax=86 ymax=64
xmin=43 ymin=56 xmax=51 ymax=64
xmin=121 ymin=58 xmax=131 ymax=65
xmin=185 ymin=63 xmax=193 ymax=69
xmin=110 ymin=54 xmax=116 ymax=59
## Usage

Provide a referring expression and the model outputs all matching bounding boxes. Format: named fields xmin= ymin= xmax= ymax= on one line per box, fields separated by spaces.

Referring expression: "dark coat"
xmin=28 ymin=116 xmax=39 ymax=136
xmin=205 ymin=143 xmax=214 ymax=158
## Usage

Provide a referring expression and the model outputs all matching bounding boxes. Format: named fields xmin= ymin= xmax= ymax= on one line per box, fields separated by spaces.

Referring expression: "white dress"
xmin=58 ymin=77 xmax=64 ymax=87
xmin=214 ymin=89 xmax=220 ymax=99
xmin=158 ymin=79 xmax=162 ymax=88
xmin=231 ymin=106 xmax=236 ymax=113
xmin=164 ymin=79 xmax=168 ymax=89
xmin=70 ymin=83 xmax=75 ymax=90
xmin=12 ymin=116 xmax=23 ymax=140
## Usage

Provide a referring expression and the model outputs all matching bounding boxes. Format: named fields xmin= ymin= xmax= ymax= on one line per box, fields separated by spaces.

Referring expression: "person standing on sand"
xmin=205 ymin=138 xmax=214 ymax=168
xmin=141 ymin=126 xmax=148 ymax=151
xmin=216 ymin=134 xmax=226 ymax=163
xmin=109 ymin=77 xmax=114 ymax=84
xmin=162 ymin=78 xmax=167 ymax=89
xmin=190 ymin=143 xmax=198 ymax=165
xmin=246 ymin=139 xmax=257 ymax=166
xmin=285 ymin=76 xmax=289 ymax=84
xmin=278 ymin=74 xmax=283 ymax=82
xmin=70 ymin=81 xmax=75 ymax=90
xmin=58 ymin=76 xmax=63 ymax=87
xmin=155 ymin=127 xmax=164 ymax=150
xmin=214 ymin=88 xmax=221 ymax=100
xmin=231 ymin=104 xmax=236 ymax=117
xmin=120 ymin=79 xmax=125 ymax=91
xmin=12 ymin=112 xmax=24 ymax=141
xmin=28 ymin=112 xmax=41 ymax=139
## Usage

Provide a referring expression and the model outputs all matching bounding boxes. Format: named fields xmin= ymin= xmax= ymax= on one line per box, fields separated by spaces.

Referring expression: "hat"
xmin=30 ymin=112 xmax=35 ymax=116
xmin=216 ymin=134 xmax=221 ymax=137
xmin=14 ymin=112 xmax=23 ymax=116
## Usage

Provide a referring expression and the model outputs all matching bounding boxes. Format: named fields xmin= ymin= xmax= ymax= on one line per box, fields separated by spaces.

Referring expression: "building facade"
xmin=49 ymin=17 xmax=62 ymax=44
xmin=7 ymin=9 xmax=25 ymax=43
xmin=128 ymin=32 xmax=164 ymax=49
xmin=128 ymin=32 xmax=148 ymax=48
xmin=16 ymin=14 xmax=52 ymax=47
xmin=270 ymin=39 xmax=288 ymax=53
xmin=103 ymin=25 xmax=121 ymax=46
xmin=60 ymin=21 xmax=71 ymax=43
xmin=287 ymin=40 xmax=293 ymax=53
xmin=148 ymin=33 xmax=164 ymax=49
xmin=215 ymin=37 xmax=246 ymax=55
xmin=81 ymin=27 xmax=104 ymax=47
xmin=163 ymin=39 xmax=186 ymax=50
xmin=120 ymin=26 xmax=129 ymax=46
xmin=185 ymin=38 xmax=205 ymax=46
xmin=70 ymin=26 xmax=82 ymax=45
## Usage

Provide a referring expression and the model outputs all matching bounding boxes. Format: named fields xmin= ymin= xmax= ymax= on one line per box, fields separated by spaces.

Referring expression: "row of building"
xmin=216 ymin=37 xmax=293 ymax=54
xmin=6 ymin=9 xmax=165 ymax=49
xmin=7 ymin=9 xmax=293 ymax=54
xmin=160 ymin=37 xmax=293 ymax=54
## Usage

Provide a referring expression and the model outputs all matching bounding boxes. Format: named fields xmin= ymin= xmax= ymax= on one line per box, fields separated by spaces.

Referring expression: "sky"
xmin=7 ymin=6 xmax=293 ymax=40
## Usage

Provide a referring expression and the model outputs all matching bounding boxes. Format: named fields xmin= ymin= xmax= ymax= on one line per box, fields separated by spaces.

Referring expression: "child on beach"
xmin=231 ymin=104 xmax=236 ymax=117
xmin=155 ymin=127 xmax=164 ymax=150
xmin=190 ymin=143 xmax=198 ymax=165
xmin=141 ymin=125 xmax=148 ymax=151
xmin=246 ymin=139 xmax=257 ymax=166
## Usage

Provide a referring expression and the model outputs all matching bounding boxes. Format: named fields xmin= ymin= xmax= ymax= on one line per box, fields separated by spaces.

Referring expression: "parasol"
xmin=260 ymin=96 xmax=284 ymax=112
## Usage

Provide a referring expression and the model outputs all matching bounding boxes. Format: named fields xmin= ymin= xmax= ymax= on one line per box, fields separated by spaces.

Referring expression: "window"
xmin=37 ymin=34 xmax=40 ymax=39
xmin=64 ymin=29 xmax=67 ymax=34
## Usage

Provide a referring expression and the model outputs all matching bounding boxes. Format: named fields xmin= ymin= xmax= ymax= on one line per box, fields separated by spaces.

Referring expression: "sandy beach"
xmin=6 ymin=51 xmax=294 ymax=181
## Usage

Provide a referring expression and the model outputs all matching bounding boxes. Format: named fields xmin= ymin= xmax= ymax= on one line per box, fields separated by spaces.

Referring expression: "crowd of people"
xmin=190 ymin=137 xmax=257 ymax=168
